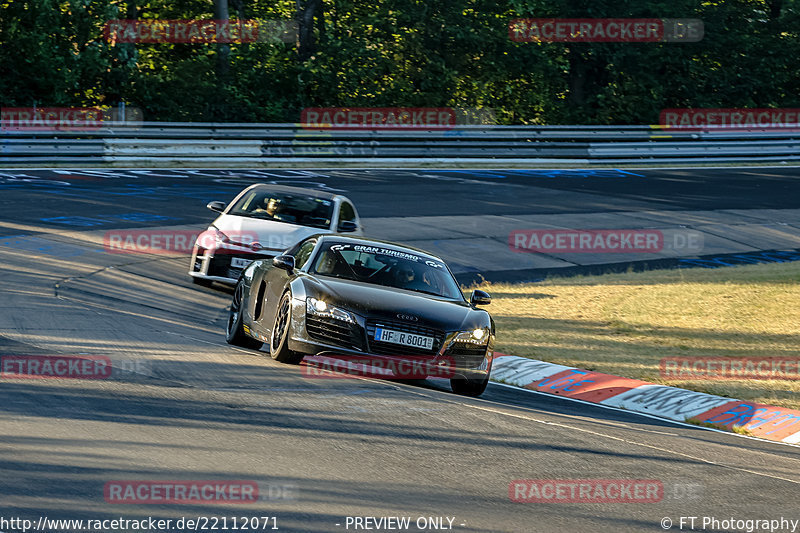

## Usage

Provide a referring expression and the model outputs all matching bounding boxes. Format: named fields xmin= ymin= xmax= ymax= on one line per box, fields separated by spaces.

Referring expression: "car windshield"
xmin=228 ymin=190 xmax=333 ymax=230
xmin=310 ymin=242 xmax=463 ymax=300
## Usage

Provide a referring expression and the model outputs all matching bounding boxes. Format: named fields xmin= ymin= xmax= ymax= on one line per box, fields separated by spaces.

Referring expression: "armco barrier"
xmin=2 ymin=122 xmax=800 ymax=165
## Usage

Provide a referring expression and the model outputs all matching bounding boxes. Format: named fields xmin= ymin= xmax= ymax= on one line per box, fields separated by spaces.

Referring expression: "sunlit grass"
xmin=472 ymin=262 xmax=800 ymax=409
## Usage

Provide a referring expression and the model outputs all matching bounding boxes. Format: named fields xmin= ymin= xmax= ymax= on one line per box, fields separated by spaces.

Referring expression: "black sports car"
xmin=225 ymin=234 xmax=495 ymax=396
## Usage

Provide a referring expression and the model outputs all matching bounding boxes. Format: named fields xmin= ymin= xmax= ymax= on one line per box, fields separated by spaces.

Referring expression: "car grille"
xmin=207 ymin=256 xmax=231 ymax=277
xmin=306 ymin=316 xmax=365 ymax=351
xmin=447 ymin=344 xmax=488 ymax=369
xmin=207 ymin=254 xmax=271 ymax=279
xmin=365 ymin=320 xmax=444 ymax=356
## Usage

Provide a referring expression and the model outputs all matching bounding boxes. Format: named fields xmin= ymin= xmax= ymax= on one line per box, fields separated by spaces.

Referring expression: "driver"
xmin=266 ymin=198 xmax=280 ymax=216
xmin=253 ymin=196 xmax=280 ymax=217
xmin=395 ymin=262 xmax=431 ymax=291
xmin=395 ymin=263 xmax=415 ymax=285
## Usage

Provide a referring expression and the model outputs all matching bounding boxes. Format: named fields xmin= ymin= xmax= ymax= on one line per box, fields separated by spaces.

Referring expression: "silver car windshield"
xmin=228 ymin=191 xmax=334 ymax=230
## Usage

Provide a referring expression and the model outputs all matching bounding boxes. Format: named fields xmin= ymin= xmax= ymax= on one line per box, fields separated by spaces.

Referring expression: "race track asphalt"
xmin=0 ymin=167 xmax=798 ymax=532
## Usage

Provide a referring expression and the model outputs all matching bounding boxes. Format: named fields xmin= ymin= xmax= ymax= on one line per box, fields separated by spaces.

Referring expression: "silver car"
xmin=189 ymin=184 xmax=362 ymax=286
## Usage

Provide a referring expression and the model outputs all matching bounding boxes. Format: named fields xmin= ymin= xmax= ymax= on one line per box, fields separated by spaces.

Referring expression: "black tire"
xmin=270 ymin=292 xmax=304 ymax=364
xmin=226 ymin=281 xmax=263 ymax=350
xmin=450 ymin=374 xmax=490 ymax=397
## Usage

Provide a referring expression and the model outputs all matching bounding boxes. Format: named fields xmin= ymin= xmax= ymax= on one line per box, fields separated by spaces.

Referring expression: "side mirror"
xmin=207 ymin=201 xmax=226 ymax=213
xmin=338 ymin=220 xmax=358 ymax=232
xmin=272 ymin=254 xmax=295 ymax=273
xmin=470 ymin=290 xmax=491 ymax=306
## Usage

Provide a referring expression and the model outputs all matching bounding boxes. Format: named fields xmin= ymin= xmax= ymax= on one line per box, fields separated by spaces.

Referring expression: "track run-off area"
xmin=1 ymin=167 xmax=799 ymax=533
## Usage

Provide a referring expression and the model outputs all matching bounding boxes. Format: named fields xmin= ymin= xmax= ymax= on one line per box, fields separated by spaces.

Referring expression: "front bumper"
xmin=189 ymin=244 xmax=278 ymax=285
xmin=287 ymin=299 xmax=493 ymax=379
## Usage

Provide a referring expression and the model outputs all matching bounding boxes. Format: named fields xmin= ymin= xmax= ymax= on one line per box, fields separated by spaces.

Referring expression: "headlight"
xmin=195 ymin=228 xmax=229 ymax=250
xmin=215 ymin=228 xmax=231 ymax=245
xmin=306 ymin=297 xmax=355 ymax=323
xmin=455 ymin=327 xmax=490 ymax=345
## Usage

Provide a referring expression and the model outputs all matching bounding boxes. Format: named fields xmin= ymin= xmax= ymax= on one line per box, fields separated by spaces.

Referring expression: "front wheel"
xmin=450 ymin=374 xmax=490 ymax=397
xmin=226 ymin=281 xmax=263 ymax=350
xmin=270 ymin=292 xmax=304 ymax=364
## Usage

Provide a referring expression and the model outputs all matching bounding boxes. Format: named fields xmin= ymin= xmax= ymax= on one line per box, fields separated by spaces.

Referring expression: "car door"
xmin=253 ymin=238 xmax=318 ymax=337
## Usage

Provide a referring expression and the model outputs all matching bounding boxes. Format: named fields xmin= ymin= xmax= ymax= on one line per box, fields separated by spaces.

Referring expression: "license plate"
xmin=374 ymin=327 xmax=434 ymax=350
xmin=231 ymin=257 xmax=251 ymax=269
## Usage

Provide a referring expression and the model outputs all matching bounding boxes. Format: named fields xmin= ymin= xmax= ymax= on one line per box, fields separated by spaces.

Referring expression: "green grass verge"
xmin=473 ymin=261 xmax=800 ymax=410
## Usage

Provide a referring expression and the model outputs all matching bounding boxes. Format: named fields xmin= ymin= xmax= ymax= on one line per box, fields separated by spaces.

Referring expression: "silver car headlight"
xmin=306 ymin=297 xmax=355 ymax=324
xmin=215 ymin=228 xmax=231 ymax=245
xmin=194 ymin=228 xmax=228 ymax=251
xmin=454 ymin=327 xmax=490 ymax=345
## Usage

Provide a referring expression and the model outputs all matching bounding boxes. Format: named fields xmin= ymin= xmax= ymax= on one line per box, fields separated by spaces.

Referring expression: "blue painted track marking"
xmin=678 ymin=250 xmax=800 ymax=269
xmin=41 ymin=213 xmax=177 ymax=226
xmin=39 ymin=216 xmax=108 ymax=227
xmin=0 ymin=235 xmax=95 ymax=257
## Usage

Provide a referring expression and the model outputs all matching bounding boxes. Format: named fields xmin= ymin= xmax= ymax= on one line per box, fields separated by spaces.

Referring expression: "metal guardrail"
xmin=3 ymin=122 xmax=800 ymax=165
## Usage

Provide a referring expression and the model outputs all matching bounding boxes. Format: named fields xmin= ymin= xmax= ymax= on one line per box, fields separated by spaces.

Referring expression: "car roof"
xmin=315 ymin=234 xmax=447 ymax=263
xmin=242 ymin=183 xmax=341 ymax=201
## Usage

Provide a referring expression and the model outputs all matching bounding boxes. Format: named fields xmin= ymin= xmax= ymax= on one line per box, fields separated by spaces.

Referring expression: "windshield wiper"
xmin=407 ymin=288 xmax=444 ymax=297
xmin=329 ymin=247 xmax=361 ymax=279
xmin=240 ymin=212 xmax=275 ymax=220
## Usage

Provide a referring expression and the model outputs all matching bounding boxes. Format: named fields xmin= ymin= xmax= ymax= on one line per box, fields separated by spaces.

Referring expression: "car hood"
xmin=303 ymin=276 xmax=486 ymax=331
xmin=213 ymin=214 xmax=328 ymax=252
